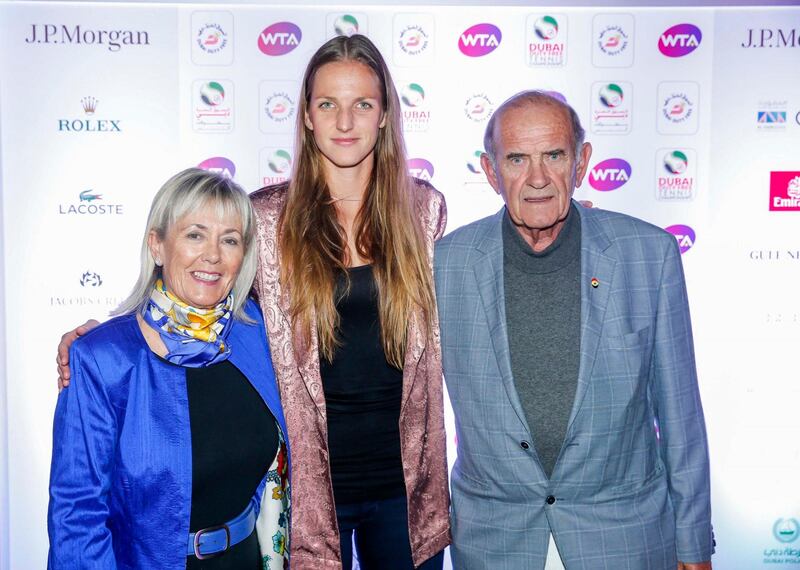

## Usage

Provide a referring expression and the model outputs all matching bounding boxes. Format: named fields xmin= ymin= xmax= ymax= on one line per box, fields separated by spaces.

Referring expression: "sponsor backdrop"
xmin=1 ymin=2 xmax=799 ymax=568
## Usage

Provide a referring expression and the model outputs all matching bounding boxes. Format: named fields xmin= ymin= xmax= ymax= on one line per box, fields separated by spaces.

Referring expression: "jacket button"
xmin=546 ymin=495 xmax=556 ymax=505
xmin=520 ymin=441 xmax=530 ymax=450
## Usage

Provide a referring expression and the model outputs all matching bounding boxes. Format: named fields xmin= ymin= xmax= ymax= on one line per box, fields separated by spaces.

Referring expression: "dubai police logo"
xmin=599 ymin=83 xmax=624 ymax=108
xmin=200 ymin=82 xmax=225 ymax=106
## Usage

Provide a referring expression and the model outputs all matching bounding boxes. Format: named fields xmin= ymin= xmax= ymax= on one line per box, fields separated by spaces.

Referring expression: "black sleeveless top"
xmin=320 ymin=265 xmax=406 ymax=505
xmin=185 ymin=360 xmax=278 ymax=569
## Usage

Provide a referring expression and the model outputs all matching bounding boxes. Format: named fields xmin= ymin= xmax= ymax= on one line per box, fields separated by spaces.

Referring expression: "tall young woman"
xmin=56 ymin=34 xmax=449 ymax=569
xmin=249 ymin=35 xmax=449 ymax=569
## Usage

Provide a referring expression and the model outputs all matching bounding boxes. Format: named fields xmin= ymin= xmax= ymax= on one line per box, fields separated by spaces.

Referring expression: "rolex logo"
xmin=81 ymin=96 xmax=98 ymax=115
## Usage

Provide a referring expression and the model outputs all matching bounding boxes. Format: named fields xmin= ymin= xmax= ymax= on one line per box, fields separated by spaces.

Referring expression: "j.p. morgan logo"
xmin=58 ymin=97 xmax=122 ymax=133
xmin=742 ymin=27 xmax=800 ymax=48
xmin=25 ymin=24 xmax=149 ymax=52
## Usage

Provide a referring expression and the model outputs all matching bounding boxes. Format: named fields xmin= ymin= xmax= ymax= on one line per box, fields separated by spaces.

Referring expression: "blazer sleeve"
xmin=651 ymin=237 xmax=713 ymax=563
xmin=48 ymin=343 xmax=118 ymax=569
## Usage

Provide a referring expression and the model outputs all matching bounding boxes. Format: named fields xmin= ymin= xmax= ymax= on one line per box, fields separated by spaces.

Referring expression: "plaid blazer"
xmin=434 ymin=203 xmax=712 ymax=570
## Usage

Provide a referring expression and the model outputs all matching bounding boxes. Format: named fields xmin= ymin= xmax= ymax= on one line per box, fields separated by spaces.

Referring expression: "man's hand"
xmin=678 ymin=562 xmax=712 ymax=570
xmin=57 ymin=319 xmax=100 ymax=390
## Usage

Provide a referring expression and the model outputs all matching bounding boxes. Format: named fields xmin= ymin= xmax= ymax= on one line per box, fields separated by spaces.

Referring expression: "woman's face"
xmin=148 ymin=203 xmax=244 ymax=308
xmin=304 ymin=60 xmax=386 ymax=173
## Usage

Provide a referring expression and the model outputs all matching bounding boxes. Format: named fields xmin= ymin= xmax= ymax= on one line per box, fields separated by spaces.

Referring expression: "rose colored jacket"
xmin=249 ymin=181 xmax=451 ymax=570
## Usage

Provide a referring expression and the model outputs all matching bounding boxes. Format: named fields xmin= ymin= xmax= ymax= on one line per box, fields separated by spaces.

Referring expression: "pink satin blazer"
xmin=249 ymin=181 xmax=451 ymax=570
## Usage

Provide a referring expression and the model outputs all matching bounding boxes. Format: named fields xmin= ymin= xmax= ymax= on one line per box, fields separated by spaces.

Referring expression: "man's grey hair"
xmin=483 ymin=90 xmax=586 ymax=164
xmin=113 ymin=168 xmax=258 ymax=321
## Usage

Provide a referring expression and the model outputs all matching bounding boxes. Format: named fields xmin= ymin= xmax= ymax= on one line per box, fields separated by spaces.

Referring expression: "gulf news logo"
xmin=458 ymin=23 xmax=501 ymax=57
xmin=258 ymin=22 xmax=301 ymax=55
xmin=769 ymin=171 xmax=800 ymax=212
xmin=658 ymin=23 xmax=702 ymax=57
xmin=588 ymin=158 xmax=631 ymax=191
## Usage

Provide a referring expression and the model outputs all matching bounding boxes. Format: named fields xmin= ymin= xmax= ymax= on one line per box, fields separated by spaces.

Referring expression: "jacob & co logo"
xmin=258 ymin=22 xmax=301 ymax=56
xmin=25 ymin=24 xmax=149 ymax=52
xmin=658 ymin=24 xmax=702 ymax=57
xmin=407 ymin=158 xmax=434 ymax=182
xmin=527 ymin=14 xmax=566 ymax=66
xmin=588 ymin=158 xmax=631 ymax=191
xmin=459 ymin=23 xmax=501 ymax=57
xmin=80 ymin=271 xmax=103 ymax=288
xmin=769 ymin=171 xmax=800 ymax=212
xmin=58 ymin=97 xmax=122 ymax=133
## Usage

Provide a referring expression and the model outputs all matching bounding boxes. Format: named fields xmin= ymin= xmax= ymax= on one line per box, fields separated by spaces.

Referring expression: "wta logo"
xmin=459 ymin=23 xmax=501 ymax=57
xmin=658 ymin=24 xmax=701 ymax=57
xmin=407 ymin=158 xmax=434 ymax=182
xmin=198 ymin=157 xmax=236 ymax=178
xmin=258 ymin=22 xmax=301 ymax=55
xmin=588 ymin=159 xmax=631 ymax=191
xmin=665 ymin=224 xmax=695 ymax=254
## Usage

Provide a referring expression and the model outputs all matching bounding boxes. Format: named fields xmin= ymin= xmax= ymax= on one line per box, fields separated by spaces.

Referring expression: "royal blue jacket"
xmin=47 ymin=299 xmax=290 ymax=569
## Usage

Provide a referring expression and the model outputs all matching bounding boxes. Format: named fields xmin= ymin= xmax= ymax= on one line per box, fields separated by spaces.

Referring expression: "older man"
xmin=434 ymin=91 xmax=712 ymax=570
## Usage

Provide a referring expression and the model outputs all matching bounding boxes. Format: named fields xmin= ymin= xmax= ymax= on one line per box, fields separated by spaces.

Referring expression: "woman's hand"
xmin=57 ymin=320 xmax=100 ymax=390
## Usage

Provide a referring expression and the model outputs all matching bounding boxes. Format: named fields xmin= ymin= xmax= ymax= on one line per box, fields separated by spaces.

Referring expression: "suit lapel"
xmin=566 ymin=205 xmax=616 ymax=431
xmin=472 ymin=210 xmax=531 ymax=431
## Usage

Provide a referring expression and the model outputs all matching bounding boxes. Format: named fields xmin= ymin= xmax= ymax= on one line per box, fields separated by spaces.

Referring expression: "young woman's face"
xmin=304 ymin=60 xmax=386 ymax=173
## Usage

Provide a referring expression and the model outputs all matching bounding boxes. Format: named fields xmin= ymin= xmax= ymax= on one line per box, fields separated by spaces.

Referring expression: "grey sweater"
xmin=502 ymin=206 xmax=581 ymax=478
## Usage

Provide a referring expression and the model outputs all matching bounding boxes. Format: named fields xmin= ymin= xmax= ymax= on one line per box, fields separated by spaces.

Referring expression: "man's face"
xmin=481 ymin=102 xmax=592 ymax=237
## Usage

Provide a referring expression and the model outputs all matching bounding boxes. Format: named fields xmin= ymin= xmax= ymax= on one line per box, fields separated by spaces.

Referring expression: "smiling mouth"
xmin=192 ymin=271 xmax=221 ymax=283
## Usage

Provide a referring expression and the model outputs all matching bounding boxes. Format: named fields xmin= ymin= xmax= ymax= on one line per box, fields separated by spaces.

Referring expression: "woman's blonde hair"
xmin=279 ymin=34 xmax=435 ymax=367
xmin=114 ymin=168 xmax=257 ymax=320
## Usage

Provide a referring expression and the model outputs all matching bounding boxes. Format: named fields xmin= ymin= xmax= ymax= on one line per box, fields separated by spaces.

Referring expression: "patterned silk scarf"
xmin=141 ymin=279 xmax=234 ymax=367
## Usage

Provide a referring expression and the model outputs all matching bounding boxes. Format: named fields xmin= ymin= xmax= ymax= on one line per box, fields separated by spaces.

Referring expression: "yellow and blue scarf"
xmin=142 ymin=279 xmax=233 ymax=367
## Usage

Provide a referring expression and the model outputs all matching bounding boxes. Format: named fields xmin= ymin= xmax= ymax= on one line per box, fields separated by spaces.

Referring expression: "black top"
xmin=186 ymin=360 xmax=278 ymax=569
xmin=320 ymin=265 xmax=406 ymax=505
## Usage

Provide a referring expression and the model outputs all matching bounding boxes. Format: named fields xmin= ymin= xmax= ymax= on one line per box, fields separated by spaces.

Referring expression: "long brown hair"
xmin=279 ymin=34 xmax=435 ymax=368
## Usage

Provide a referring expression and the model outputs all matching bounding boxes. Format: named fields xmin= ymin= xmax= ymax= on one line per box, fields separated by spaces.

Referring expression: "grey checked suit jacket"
xmin=434 ymin=203 xmax=713 ymax=570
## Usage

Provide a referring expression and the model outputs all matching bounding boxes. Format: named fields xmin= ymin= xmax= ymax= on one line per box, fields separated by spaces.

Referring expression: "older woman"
xmin=47 ymin=169 xmax=290 ymax=569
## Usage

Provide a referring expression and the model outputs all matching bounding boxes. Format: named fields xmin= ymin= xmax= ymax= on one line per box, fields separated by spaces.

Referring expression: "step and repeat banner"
xmin=1 ymin=2 xmax=799 ymax=568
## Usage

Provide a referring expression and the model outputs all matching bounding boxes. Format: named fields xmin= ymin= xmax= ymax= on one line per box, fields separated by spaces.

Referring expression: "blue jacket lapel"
xmin=565 ymin=204 xmax=616 ymax=432
xmin=472 ymin=209 xmax=531 ymax=433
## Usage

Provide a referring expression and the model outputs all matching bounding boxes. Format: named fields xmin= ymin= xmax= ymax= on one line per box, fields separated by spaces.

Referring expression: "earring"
xmin=155 ymin=258 xmax=162 ymax=267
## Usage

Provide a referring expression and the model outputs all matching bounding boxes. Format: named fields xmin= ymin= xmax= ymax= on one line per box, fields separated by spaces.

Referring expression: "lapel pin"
xmin=591 ymin=277 xmax=600 ymax=288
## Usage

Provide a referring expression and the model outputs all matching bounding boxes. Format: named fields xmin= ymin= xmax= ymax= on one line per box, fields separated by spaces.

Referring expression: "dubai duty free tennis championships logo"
xmin=260 ymin=148 xmax=293 ymax=186
xmin=527 ymin=15 xmax=566 ymax=66
xmin=193 ymin=80 xmax=233 ymax=132
xmin=657 ymin=150 xmax=696 ymax=201
xmin=591 ymin=82 xmax=631 ymax=134
xmin=658 ymin=23 xmax=702 ymax=57
xmin=258 ymin=22 xmax=301 ymax=55
xmin=458 ymin=23 xmax=502 ymax=57
xmin=400 ymin=83 xmax=430 ymax=132
xmin=588 ymin=158 xmax=631 ymax=191
xmin=397 ymin=24 xmax=430 ymax=56
xmin=464 ymin=93 xmax=494 ymax=123
xmin=597 ymin=23 xmax=629 ymax=57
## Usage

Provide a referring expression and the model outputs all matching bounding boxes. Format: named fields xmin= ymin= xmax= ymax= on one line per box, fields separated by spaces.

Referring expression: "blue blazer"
xmin=434 ymin=203 xmax=712 ymax=570
xmin=47 ymin=298 xmax=290 ymax=569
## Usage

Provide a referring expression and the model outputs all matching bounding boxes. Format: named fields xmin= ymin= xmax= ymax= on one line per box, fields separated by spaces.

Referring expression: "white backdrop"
xmin=1 ymin=2 xmax=799 ymax=568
